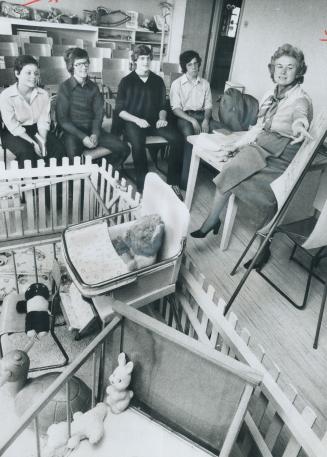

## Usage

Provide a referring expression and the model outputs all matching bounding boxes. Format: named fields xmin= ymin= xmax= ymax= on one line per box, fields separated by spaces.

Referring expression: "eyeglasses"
xmin=74 ymin=62 xmax=89 ymax=68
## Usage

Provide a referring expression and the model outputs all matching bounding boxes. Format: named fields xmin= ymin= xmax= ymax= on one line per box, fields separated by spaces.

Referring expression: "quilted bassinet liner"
xmin=62 ymin=219 xmax=139 ymax=296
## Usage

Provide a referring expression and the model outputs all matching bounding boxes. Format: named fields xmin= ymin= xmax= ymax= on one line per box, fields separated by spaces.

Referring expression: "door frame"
xmin=204 ymin=0 xmax=246 ymax=84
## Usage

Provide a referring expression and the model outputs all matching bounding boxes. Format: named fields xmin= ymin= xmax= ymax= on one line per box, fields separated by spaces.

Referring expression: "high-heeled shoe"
xmin=190 ymin=220 xmax=221 ymax=238
xmin=244 ymin=241 xmax=271 ymax=270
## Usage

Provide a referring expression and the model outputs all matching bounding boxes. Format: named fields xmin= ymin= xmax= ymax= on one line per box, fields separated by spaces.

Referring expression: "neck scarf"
xmin=260 ymin=81 xmax=297 ymax=131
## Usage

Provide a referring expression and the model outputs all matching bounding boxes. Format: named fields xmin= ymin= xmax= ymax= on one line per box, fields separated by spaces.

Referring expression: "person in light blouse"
xmin=191 ymin=44 xmax=312 ymax=269
xmin=0 ymin=55 xmax=63 ymax=167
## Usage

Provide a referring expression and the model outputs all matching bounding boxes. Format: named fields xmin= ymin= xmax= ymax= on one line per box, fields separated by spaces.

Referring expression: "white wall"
xmin=230 ymin=0 xmax=327 ymax=113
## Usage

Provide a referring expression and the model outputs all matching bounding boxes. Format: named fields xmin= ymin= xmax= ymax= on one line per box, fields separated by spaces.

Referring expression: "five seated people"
xmin=0 ymin=41 xmax=314 ymax=252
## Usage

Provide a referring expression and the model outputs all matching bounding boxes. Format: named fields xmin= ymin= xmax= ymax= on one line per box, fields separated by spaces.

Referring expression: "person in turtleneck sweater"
xmin=191 ymin=43 xmax=312 ymax=268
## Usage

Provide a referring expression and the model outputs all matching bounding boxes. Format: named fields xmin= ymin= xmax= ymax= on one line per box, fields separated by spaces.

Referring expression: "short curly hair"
xmin=64 ymin=47 xmax=89 ymax=75
xmin=14 ymin=55 xmax=38 ymax=77
xmin=268 ymin=43 xmax=307 ymax=84
xmin=132 ymin=44 xmax=152 ymax=62
xmin=179 ymin=50 xmax=202 ymax=73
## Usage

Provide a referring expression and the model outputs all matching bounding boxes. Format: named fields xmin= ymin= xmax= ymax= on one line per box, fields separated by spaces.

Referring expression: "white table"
xmin=185 ymin=134 xmax=241 ymax=251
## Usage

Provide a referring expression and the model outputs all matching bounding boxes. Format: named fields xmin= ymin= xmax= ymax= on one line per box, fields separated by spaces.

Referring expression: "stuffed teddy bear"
xmin=106 ymin=352 xmax=134 ymax=414
xmin=16 ymin=283 xmax=50 ymax=338
xmin=44 ymin=403 xmax=107 ymax=456
xmin=112 ymin=214 xmax=165 ymax=271
xmin=67 ymin=402 xmax=108 ymax=450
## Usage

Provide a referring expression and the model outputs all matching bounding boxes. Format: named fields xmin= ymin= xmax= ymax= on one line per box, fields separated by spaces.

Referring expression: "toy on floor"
xmin=0 ymin=349 xmax=92 ymax=434
xmin=45 ymin=403 xmax=107 ymax=456
xmin=112 ymin=214 xmax=165 ymax=271
xmin=106 ymin=352 xmax=133 ymax=414
xmin=16 ymin=283 xmax=51 ymax=338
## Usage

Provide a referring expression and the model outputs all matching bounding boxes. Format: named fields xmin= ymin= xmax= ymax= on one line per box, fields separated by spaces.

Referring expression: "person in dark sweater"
xmin=56 ymin=47 xmax=129 ymax=165
xmin=115 ymin=45 xmax=183 ymax=193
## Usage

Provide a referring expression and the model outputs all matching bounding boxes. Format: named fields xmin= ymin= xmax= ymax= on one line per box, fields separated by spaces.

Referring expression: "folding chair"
xmin=227 ymin=112 xmax=327 ymax=316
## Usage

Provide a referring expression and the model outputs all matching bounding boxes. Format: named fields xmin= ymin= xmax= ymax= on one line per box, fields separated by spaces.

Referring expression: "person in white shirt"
xmin=170 ymin=50 xmax=219 ymax=188
xmin=0 ymin=55 xmax=63 ymax=168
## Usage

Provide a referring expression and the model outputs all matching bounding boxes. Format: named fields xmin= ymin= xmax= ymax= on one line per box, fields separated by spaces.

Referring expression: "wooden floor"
xmin=186 ymin=164 xmax=327 ymax=437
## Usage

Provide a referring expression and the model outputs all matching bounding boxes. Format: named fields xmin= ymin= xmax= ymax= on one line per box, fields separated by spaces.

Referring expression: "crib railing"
xmin=156 ymin=256 xmax=327 ymax=457
xmin=0 ymin=157 xmax=141 ymax=244
xmin=0 ymin=315 xmax=121 ymax=457
xmin=1 ymin=255 xmax=327 ymax=457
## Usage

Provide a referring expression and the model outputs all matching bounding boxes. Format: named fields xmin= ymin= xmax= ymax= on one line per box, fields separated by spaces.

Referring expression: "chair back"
xmin=24 ymin=43 xmax=51 ymax=57
xmin=110 ymin=301 xmax=262 ymax=456
xmin=3 ymin=56 xmax=16 ymax=68
xmin=39 ymin=56 xmax=66 ymax=69
xmin=102 ymin=68 xmax=129 ymax=94
xmin=140 ymin=172 xmax=190 ymax=260
xmin=85 ymin=46 xmax=112 ymax=58
xmin=162 ymin=62 xmax=180 ymax=74
xmin=40 ymin=67 xmax=68 ymax=87
xmin=52 ymin=44 xmax=74 ymax=56
xmin=61 ymin=38 xmax=83 ymax=48
xmin=0 ymin=69 xmax=16 ymax=88
xmin=29 ymin=36 xmax=53 ymax=46
xmin=261 ymin=112 xmax=327 ymax=234
xmin=112 ymin=49 xmax=130 ymax=59
xmin=96 ymin=41 xmax=116 ymax=49
xmin=102 ymin=57 xmax=130 ymax=71
xmin=0 ymin=42 xmax=18 ymax=56
xmin=88 ymin=57 xmax=103 ymax=79
xmin=0 ymin=35 xmax=16 ymax=42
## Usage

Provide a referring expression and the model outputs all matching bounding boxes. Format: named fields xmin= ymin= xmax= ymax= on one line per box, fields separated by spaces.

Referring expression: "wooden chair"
xmin=102 ymin=68 xmax=129 ymax=96
xmin=85 ymin=46 xmax=112 ymax=58
xmin=39 ymin=56 xmax=66 ymax=70
xmin=24 ymin=43 xmax=51 ymax=57
xmin=227 ymin=112 xmax=327 ymax=315
xmin=162 ymin=62 xmax=180 ymax=74
xmin=96 ymin=41 xmax=116 ymax=49
xmin=88 ymin=57 xmax=103 ymax=82
xmin=52 ymin=44 xmax=74 ymax=56
xmin=0 ymin=34 xmax=16 ymax=42
xmin=102 ymin=57 xmax=130 ymax=71
xmin=0 ymin=68 xmax=16 ymax=87
xmin=29 ymin=36 xmax=53 ymax=46
xmin=40 ymin=68 xmax=68 ymax=91
xmin=105 ymin=301 xmax=262 ymax=457
xmin=61 ymin=37 xmax=84 ymax=48
xmin=3 ymin=56 xmax=16 ymax=68
xmin=112 ymin=49 xmax=131 ymax=59
xmin=0 ymin=42 xmax=19 ymax=56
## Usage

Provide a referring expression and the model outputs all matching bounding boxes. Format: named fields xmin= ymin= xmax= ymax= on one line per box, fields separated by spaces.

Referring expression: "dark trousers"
xmin=124 ymin=121 xmax=184 ymax=192
xmin=177 ymin=111 xmax=220 ymax=189
xmin=2 ymin=124 xmax=64 ymax=168
xmin=62 ymin=129 xmax=130 ymax=165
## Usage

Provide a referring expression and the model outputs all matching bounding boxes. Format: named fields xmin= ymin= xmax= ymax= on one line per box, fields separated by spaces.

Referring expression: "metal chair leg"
xmin=313 ymin=279 xmax=327 ymax=349
xmin=230 ymin=231 xmax=260 ymax=276
xmin=225 ymin=235 xmax=272 ymax=315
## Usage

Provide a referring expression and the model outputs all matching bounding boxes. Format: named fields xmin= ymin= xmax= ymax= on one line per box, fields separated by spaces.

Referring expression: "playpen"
xmin=0 ymin=159 xmax=327 ymax=457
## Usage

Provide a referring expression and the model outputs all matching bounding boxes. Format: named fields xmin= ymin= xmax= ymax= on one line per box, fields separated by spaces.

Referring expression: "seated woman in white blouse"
xmin=0 ymin=55 xmax=64 ymax=168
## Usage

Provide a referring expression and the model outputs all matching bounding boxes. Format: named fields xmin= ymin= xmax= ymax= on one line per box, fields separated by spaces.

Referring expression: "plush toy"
xmin=106 ymin=352 xmax=134 ymax=414
xmin=67 ymin=402 xmax=108 ymax=450
xmin=16 ymin=283 xmax=50 ymax=338
xmin=112 ymin=214 xmax=165 ymax=271
xmin=44 ymin=421 xmax=69 ymax=457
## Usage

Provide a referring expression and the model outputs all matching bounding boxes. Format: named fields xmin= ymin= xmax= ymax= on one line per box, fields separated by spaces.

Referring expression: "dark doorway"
xmin=211 ymin=0 xmax=243 ymax=92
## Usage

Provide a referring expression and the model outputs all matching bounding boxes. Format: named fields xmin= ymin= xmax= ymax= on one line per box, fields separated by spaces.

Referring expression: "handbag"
xmin=217 ymin=88 xmax=259 ymax=132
